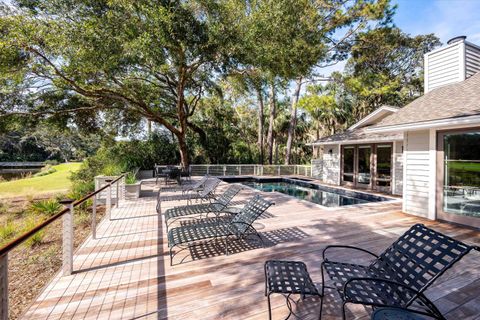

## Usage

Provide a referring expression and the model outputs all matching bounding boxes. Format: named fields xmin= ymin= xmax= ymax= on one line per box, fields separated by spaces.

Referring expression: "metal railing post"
xmin=115 ymin=180 xmax=119 ymax=207
xmin=239 ymin=165 xmax=242 ymax=176
xmin=206 ymin=165 xmax=210 ymax=175
xmin=92 ymin=194 xmax=97 ymax=240
xmin=0 ymin=253 xmax=7 ymax=320
xmin=59 ymin=199 xmax=74 ymax=276
xmin=223 ymin=165 xmax=226 ymax=176
xmin=105 ymin=179 xmax=112 ymax=220
xmin=277 ymin=166 xmax=281 ymax=176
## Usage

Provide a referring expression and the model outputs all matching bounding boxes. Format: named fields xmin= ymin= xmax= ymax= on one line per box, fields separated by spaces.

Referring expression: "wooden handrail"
xmin=0 ymin=174 xmax=125 ymax=257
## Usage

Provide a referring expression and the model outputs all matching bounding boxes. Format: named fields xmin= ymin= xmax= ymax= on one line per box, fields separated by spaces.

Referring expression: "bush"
xmin=44 ymin=159 xmax=59 ymax=166
xmin=29 ymin=198 xmax=61 ymax=216
xmin=33 ymin=165 xmax=57 ymax=177
xmin=0 ymin=220 xmax=18 ymax=245
xmin=70 ymin=132 xmax=179 ymax=198
xmin=68 ymin=180 xmax=95 ymax=200
xmin=74 ymin=209 xmax=91 ymax=227
xmin=125 ymin=171 xmax=137 ymax=184
xmin=23 ymin=216 xmax=45 ymax=247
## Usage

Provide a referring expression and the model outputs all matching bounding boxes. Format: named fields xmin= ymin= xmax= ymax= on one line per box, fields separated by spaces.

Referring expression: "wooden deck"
xmin=22 ymin=180 xmax=480 ymax=320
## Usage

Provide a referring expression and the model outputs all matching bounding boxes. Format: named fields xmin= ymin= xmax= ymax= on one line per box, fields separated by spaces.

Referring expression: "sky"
xmin=394 ymin=0 xmax=480 ymax=44
xmin=321 ymin=0 xmax=480 ymax=77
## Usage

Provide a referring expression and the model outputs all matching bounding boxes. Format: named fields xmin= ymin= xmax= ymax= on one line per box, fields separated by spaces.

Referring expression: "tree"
xmin=283 ymin=0 xmax=395 ymax=164
xmin=0 ymin=0 xmax=244 ymax=167
xmin=299 ymin=80 xmax=350 ymax=141
xmin=343 ymin=27 xmax=441 ymax=119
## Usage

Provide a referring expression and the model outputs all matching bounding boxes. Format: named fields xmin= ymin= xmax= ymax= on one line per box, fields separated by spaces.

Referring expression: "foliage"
xmin=125 ymin=172 xmax=137 ymax=185
xmin=23 ymin=215 xmax=45 ymax=247
xmin=29 ymin=198 xmax=61 ymax=216
xmin=33 ymin=165 xmax=57 ymax=177
xmin=342 ymin=27 xmax=441 ymax=119
xmin=0 ymin=220 xmax=17 ymax=246
xmin=70 ymin=132 xmax=178 ymax=196
xmin=0 ymin=118 xmax=103 ymax=162
xmin=74 ymin=209 xmax=91 ymax=227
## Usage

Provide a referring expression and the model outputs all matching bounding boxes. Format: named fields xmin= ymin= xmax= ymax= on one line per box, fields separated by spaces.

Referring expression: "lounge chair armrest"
xmin=343 ymin=277 xmax=421 ymax=306
xmin=322 ymin=245 xmax=379 ymax=261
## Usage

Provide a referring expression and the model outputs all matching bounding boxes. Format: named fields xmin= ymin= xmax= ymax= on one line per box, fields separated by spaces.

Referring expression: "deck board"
xmin=22 ymin=180 xmax=480 ymax=319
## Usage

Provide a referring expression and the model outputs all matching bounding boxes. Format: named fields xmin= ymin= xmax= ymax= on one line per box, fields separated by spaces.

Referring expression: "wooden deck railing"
xmin=0 ymin=174 xmax=125 ymax=320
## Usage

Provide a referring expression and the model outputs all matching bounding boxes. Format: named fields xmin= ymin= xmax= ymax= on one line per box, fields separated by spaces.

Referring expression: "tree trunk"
xmin=147 ymin=119 xmax=152 ymax=137
xmin=177 ymin=133 xmax=189 ymax=168
xmin=266 ymin=83 xmax=276 ymax=165
xmin=176 ymin=74 xmax=190 ymax=168
xmin=285 ymin=77 xmax=302 ymax=165
xmin=256 ymin=87 xmax=265 ymax=164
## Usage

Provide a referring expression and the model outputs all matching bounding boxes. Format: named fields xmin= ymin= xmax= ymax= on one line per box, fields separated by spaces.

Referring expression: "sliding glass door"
xmin=342 ymin=144 xmax=392 ymax=192
xmin=342 ymin=146 xmax=355 ymax=185
xmin=357 ymin=146 xmax=372 ymax=188
xmin=438 ymin=129 xmax=480 ymax=227
xmin=376 ymin=145 xmax=392 ymax=192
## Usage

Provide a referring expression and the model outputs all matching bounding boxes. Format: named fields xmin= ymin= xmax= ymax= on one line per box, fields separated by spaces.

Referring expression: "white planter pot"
xmin=125 ymin=182 xmax=141 ymax=199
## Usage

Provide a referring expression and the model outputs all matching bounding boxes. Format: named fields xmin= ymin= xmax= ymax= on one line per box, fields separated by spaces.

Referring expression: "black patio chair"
xmin=167 ymin=194 xmax=274 ymax=265
xmin=154 ymin=164 xmax=168 ymax=184
xmin=156 ymin=177 xmax=221 ymax=214
xmin=160 ymin=175 xmax=209 ymax=194
xmin=180 ymin=166 xmax=191 ymax=182
xmin=320 ymin=223 xmax=480 ymax=320
xmin=164 ymin=184 xmax=243 ymax=231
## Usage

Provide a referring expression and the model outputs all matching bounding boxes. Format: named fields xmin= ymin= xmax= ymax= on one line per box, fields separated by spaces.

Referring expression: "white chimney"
xmin=424 ymin=36 xmax=480 ymax=93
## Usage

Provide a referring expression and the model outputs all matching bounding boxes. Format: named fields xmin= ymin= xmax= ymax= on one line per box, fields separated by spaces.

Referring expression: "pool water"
xmin=241 ymin=181 xmax=373 ymax=207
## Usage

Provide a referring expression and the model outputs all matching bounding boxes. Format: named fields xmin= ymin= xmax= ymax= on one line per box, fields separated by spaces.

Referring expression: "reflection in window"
xmin=357 ymin=146 xmax=371 ymax=185
xmin=343 ymin=147 xmax=354 ymax=183
xmin=443 ymin=132 xmax=480 ymax=217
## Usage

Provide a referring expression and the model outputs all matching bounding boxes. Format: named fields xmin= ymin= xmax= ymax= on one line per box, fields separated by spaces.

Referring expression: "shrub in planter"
xmin=124 ymin=172 xmax=141 ymax=199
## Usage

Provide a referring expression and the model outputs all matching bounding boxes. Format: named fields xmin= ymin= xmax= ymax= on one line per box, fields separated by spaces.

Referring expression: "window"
xmin=343 ymin=147 xmax=354 ymax=183
xmin=357 ymin=146 xmax=371 ymax=185
xmin=376 ymin=145 xmax=392 ymax=187
xmin=443 ymin=131 xmax=480 ymax=217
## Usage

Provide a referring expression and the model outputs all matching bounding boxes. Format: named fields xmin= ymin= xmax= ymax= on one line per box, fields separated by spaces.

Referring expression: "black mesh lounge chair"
xmin=167 ymin=194 xmax=274 ymax=265
xmin=164 ymin=184 xmax=243 ymax=231
xmin=320 ymin=223 xmax=480 ymax=320
xmin=156 ymin=177 xmax=221 ymax=214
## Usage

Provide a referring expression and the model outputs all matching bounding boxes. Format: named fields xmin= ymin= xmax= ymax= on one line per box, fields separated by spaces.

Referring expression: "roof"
xmin=310 ymin=105 xmax=401 ymax=145
xmin=348 ymin=105 xmax=399 ymax=130
xmin=371 ymin=72 xmax=480 ymax=130
xmin=311 ymin=128 xmax=403 ymax=145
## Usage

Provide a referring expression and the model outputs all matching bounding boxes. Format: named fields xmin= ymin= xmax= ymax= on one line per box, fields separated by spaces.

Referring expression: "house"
xmin=311 ymin=35 xmax=480 ymax=228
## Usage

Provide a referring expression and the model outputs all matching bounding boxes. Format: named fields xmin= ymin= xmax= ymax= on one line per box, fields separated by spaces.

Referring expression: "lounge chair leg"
xmin=169 ymin=248 xmax=173 ymax=266
xmin=264 ymin=262 xmax=268 ymax=297
xmin=224 ymin=236 xmax=231 ymax=255
xmin=267 ymin=292 xmax=273 ymax=320
xmin=319 ymin=262 xmax=325 ymax=319
xmin=342 ymin=301 xmax=348 ymax=320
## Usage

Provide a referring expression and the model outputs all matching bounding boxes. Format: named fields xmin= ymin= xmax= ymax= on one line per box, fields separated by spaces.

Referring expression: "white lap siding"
xmin=404 ymin=131 xmax=431 ymax=217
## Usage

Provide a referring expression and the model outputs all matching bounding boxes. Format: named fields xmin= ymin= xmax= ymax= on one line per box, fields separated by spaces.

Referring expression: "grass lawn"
xmin=0 ymin=162 xmax=82 ymax=198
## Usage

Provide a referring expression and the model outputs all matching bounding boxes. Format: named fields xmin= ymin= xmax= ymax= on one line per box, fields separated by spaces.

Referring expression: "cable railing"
xmin=189 ymin=164 xmax=312 ymax=177
xmin=0 ymin=174 xmax=125 ymax=320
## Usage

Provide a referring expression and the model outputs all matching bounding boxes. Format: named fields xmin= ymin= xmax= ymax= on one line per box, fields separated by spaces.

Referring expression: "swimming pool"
xmin=221 ymin=177 xmax=392 ymax=207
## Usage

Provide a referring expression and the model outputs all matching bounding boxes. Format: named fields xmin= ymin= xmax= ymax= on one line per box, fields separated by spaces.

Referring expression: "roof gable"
xmin=349 ymin=105 xmax=399 ymax=130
